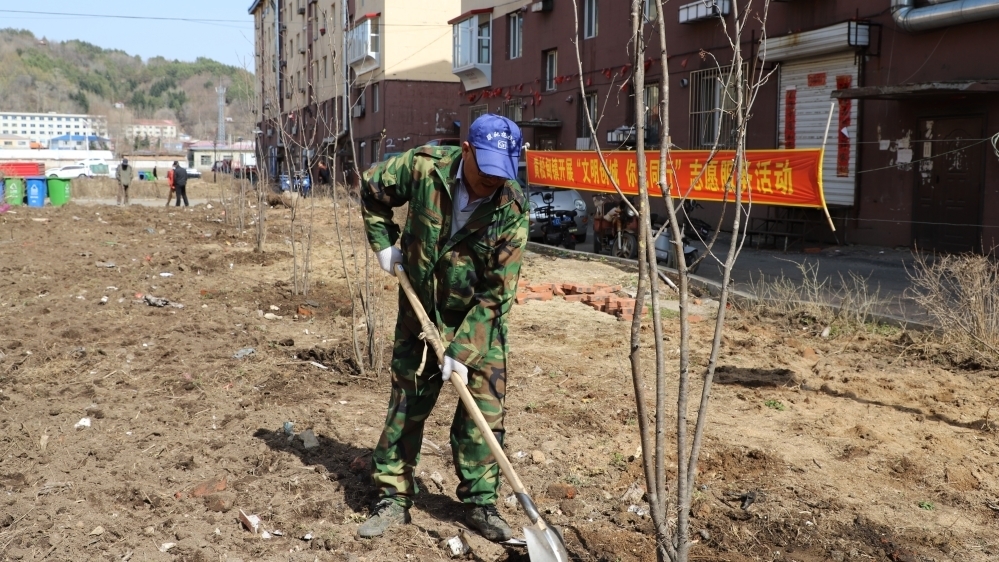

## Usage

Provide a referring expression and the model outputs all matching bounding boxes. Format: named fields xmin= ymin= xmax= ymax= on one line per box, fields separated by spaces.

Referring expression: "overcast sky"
xmin=1 ymin=0 xmax=256 ymax=70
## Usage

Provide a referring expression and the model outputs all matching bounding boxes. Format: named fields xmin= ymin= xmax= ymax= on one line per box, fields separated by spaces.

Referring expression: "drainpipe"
xmin=341 ymin=3 xmax=349 ymax=138
xmin=893 ymin=0 xmax=999 ymax=32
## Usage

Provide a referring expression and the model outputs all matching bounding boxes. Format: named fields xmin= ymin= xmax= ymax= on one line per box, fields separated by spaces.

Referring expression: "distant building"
xmin=49 ymin=134 xmax=112 ymax=151
xmin=0 ymin=111 xmax=108 ymax=147
xmin=0 ymin=134 xmax=31 ymax=150
xmin=248 ymin=0 xmax=462 ymax=180
xmin=124 ymin=119 xmax=179 ymax=140
xmin=186 ymin=140 xmax=256 ymax=172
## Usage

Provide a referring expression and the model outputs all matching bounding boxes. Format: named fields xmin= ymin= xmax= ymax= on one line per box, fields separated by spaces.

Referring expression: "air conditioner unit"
xmin=299 ymin=47 xmax=306 ymax=54
xmin=531 ymin=0 xmax=553 ymax=12
xmin=285 ymin=90 xmax=292 ymax=98
xmin=298 ymin=0 xmax=305 ymax=14
xmin=352 ymin=105 xmax=365 ymax=118
xmin=299 ymin=86 xmax=306 ymax=93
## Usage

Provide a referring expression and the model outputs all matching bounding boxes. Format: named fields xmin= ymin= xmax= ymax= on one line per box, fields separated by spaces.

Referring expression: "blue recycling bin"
xmin=279 ymin=174 xmax=291 ymax=191
xmin=26 ymin=176 xmax=46 ymax=207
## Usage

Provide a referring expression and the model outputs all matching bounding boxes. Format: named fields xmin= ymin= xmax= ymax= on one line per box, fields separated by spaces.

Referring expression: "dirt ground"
xmin=2 ymin=189 xmax=998 ymax=562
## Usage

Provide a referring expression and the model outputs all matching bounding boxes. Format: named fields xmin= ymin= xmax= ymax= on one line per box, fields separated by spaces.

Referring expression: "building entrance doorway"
xmin=912 ymin=116 xmax=985 ymax=253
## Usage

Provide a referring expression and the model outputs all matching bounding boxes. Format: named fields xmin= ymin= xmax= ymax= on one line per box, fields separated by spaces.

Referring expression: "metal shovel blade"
xmin=524 ymin=522 xmax=569 ymax=562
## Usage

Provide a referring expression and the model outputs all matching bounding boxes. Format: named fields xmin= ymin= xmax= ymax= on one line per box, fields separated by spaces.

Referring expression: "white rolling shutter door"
xmin=778 ymin=53 xmax=859 ymax=207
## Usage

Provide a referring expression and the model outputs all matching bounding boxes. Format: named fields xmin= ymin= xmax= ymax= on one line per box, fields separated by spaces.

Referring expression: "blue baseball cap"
xmin=467 ymin=114 xmax=522 ymax=180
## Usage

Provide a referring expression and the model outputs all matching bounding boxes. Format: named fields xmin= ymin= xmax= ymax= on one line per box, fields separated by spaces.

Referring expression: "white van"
xmin=75 ymin=158 xmax=111 ymax=177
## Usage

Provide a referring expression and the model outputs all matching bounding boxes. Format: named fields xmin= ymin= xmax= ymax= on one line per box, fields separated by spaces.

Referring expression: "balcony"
xmin=347 ymin=16 xmax=380 ymax=76
xmin=678 ymin=0 xmax=730 ymax=24
xmin=450 ymin=11 xmax=491 ymax=90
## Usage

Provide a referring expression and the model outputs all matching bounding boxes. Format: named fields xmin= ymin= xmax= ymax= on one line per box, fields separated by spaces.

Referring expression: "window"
xmin=583 ymin=0 xmax=598 ymax=38
xmin=346 ymin=16 xmax=379 ymax=70
xmin=689 ymin=66 xmax=741 ymax=149
xmin=453 ymin=14 xmax=490 ymax=69
xmin=469 ymin=105 xmax=487 ymax=124
xmin=505 ymin=100 xmax=522 ymax=122
xmin=478 ymin=19 xmax=491 ymax=64
xmin=200 ymin=155 xmax=211 ymax=165
xmin=577 ymin=93 xmax=597 ymax=137
xmin=323 ymin=56 xmax=328 ymax=78
xmin=644 ymin=84 xmax=660 ymax=122
xmin=643 ymin=0 xmax=657 ymax=22
xmin=544 ymin=49 xmax=557 ymax=91
xmin=508 ymin=12 xmax=522 ymax=59
xmin=372 ymin=83 xmax=380 ymax=113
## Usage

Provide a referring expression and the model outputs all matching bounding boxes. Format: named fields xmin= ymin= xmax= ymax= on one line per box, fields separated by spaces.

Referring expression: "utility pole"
xmin=216 ymin=83 xmax=227 ymax=183
xmin=216 ymin=84 xmax=227 ymax=145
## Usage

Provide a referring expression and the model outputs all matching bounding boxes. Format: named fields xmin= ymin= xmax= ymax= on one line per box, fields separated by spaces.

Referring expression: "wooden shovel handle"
xmin=394 ymin=265 xmax=530 ymax=498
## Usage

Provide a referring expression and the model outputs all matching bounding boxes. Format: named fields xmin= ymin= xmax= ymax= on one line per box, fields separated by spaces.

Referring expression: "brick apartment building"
xmin=453 ymin=0 xmax=999 ymax=253
xmin=248 ymin=0 xmax=461 ymax=182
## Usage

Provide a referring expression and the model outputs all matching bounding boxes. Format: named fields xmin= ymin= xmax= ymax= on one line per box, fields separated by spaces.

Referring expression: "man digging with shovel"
xmin=358 ymin=115 xmax=527 ymax=542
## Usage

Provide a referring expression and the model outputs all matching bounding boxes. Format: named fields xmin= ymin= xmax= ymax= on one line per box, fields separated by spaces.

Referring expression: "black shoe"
xmin=358 ymin=499 xmax=411 ymax=538
xmin=465 ymin=504 xmax=513 ymax=542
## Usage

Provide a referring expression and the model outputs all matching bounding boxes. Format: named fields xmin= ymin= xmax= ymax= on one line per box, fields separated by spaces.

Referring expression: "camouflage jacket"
xmin=361 ymin=145 xmax=528 ymax=372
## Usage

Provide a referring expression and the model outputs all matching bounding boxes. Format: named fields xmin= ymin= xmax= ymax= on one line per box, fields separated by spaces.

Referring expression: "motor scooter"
xmin=534 ymin=191 xmax=578 ymax=250
xmin=592 ymin=196 xmax=699 ymax=272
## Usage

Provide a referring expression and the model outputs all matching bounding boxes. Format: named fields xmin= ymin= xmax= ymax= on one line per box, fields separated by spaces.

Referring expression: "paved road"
xmin=569 ymin=226 xmax=923 ymax=324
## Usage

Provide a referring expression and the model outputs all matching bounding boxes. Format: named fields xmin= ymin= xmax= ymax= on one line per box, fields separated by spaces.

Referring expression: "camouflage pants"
xmin=371 ymin=314 xmax=507 ymax=509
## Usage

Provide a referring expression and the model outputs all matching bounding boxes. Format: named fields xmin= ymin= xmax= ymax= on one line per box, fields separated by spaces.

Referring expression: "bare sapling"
xmin=315 ymin=9 xmax=381 ymax=374
xmin=572 ymin=1 xmax=773 ymax=560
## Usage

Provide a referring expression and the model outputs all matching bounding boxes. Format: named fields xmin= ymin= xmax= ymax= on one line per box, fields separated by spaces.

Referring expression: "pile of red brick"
xmin=515 ymin=280 xmax=640 ymax=321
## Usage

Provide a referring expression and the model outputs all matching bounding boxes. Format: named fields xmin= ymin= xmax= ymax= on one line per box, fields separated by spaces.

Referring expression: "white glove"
xmin=440 ymin=356 xmax=469 ymax=386
xmin=376 ymin=246 xmax=402 ymax=274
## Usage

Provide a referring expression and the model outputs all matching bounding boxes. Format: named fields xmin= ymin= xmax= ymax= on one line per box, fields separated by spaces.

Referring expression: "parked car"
xmin=527 ymin=187 xmax=588 ymax=243
xmin=45 ymin=165 xmax=93 ymax=179
xmin=186 ymin=167 xmax=202 ymax=179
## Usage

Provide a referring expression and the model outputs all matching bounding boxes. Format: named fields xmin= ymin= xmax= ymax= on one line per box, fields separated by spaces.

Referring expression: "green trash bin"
xmin=47 ymin=178 xmax=71 ymax=206
xmin=4 ymin=177 xmax=24 ymax=206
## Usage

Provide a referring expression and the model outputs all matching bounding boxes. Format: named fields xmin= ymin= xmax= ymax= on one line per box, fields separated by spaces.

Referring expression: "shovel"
xmin=394 ymin=264 xmax=570 ymax=562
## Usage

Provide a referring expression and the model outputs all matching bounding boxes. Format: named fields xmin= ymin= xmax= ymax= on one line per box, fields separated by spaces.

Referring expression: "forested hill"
xmin=0 ymin=28 xmax=255 ymax=140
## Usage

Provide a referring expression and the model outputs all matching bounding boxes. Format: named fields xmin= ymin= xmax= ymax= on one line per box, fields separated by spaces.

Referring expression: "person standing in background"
xmin=115 ymin=158 xmax=133 ymax=205
xmin=166 ymin=161 xmax=177 ymax=206
xmin=172 ymin=161 xmax=189 ymax=207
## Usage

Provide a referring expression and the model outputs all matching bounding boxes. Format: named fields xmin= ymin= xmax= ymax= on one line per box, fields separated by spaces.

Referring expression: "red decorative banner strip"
xmin=836 ymin=75 xmax=852 ymax=178
xmin=784 ymin=87 xmax=796 ymax=150
xmin=526 ymin=149 xmax=828 ymax=209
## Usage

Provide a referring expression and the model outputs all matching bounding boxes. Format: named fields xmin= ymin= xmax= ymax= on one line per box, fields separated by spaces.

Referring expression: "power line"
xmin=0 ymin=9 xmax=251 ymax=25
xmin=1 ymin=9 xmax=453 ymax=27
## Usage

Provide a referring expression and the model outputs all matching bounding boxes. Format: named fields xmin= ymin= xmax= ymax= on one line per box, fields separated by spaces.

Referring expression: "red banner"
xmin=525 ymin=149 xmax=827 ymax=209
